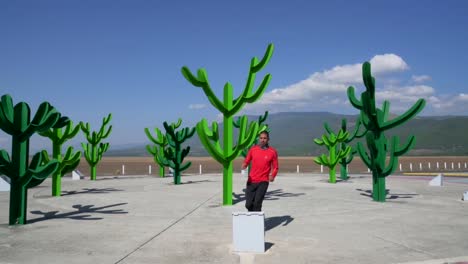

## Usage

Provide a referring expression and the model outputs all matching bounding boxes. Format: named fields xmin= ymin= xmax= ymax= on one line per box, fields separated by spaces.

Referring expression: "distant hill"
xmin=106 ymin=112 xmax=468 ymax=157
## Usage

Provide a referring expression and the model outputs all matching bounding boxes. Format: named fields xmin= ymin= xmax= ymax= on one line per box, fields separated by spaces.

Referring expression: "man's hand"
xmin=269 ymin=175 xmax=275 ymax=182
xmin=241 ymin=163 xmax=247 ymax=170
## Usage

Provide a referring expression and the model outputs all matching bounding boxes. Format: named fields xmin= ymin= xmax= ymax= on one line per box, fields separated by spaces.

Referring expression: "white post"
xmin=419 ymin=163 xmax=422 ymax=171
xmin=320 ymin=165 xmax=323 ymax=173
xmin=465 ymin=162 xmax=467 ymax=169
xmin=451 ymin=162 xmax=454 ymax=170
xmin=297 ymin=165 xmax=299 ymax=173
xmin=458 ymin=162 xmax=461 ymax=169
xmin=410 ymin=163 xmax=413 ymax=172
xmin=399 ymin=163 xmax=402 ymax=171
xmin=428 ymin=162 xmax=431 ymax=170
xmin=122 ymin=165 xmax=125 ymax=175
xmin=367 ymin=168 xmax=370 ymax=173
xmin=199 ymin=164 xmax=202 ymax=175
xmin=437 ymin=162 xmax=439 ymax=169
xmin=149 ymin=165 xmax=152 ymax=175
xmin=444 ymin=162 xmax=447 ymax=170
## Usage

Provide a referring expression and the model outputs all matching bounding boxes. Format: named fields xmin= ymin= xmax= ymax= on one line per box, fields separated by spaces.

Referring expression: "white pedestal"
xmin=72 ymin=170 xmax=84 ymax=180
xmin=232 ymin=211 xmax=265 ymax=253
xmin=429 ymin=173 xmax=443 ymax=186
xmin=463 ymin=191 xmax=468 ymax=201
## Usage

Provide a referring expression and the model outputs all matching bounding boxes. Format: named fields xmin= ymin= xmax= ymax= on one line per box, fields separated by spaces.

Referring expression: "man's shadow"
xmin=232 ymin=188 xmax=305 ymax=205
xmin=27 ymin=203 xmax=128 ymax=224
xmin=356 ymin=188 xmax=419 ymax=200
xmin=61 ymin=188 xmax=124 ymax=196
xmin=265 ymin=215 xmax=294 ymax=231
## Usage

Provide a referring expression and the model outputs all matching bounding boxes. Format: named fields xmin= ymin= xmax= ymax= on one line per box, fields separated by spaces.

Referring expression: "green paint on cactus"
xmin=145 ymin=119 xmax=182 ymax=177
xmin=80 ymin=114 xmax=112 ymax=180
xmin=39 ymin=121 xmax=81 ymax=196
xmin=347 ymin=62 xmax=425 ymax=202
xmin=0 ymin=94 xmax=68 ymax=225
xmin=324 ymin=118 xmax=366 ymax=180
xmin=157 ymin=120 xmax=195 ymax=184
xmin=314 ymin=129 xmax=351 ymax=183
xmin=181 ymin=43 xmax=273 ymax=205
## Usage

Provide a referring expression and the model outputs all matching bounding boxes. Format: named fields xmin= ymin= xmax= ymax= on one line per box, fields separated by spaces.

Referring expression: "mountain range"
xmin=106 ymin=112 xmax=468 ymax=157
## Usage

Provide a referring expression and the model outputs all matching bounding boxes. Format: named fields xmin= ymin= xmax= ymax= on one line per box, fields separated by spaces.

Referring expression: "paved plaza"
xmin=1 ymin=173 xmax=467 ymax=264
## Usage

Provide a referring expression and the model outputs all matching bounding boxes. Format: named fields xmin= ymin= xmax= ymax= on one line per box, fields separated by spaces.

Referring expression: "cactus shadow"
xmin=61 ymin=188 xmax=124 ymax=196
xmin=27 ymin=202 xmax=128 ymax=224
xmin=265 ymin=215 xmax=294 ymax=232
xmin=232 ymin=188 xmax=305 ymax=205
xmin=179 ymin=179 xmax=213 ymax=185
xmin=356 ymin=188 xmax=419 ymax=200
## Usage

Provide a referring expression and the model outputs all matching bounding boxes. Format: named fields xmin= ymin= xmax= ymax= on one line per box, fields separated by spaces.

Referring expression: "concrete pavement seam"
xmin=113 ymin=191 xmax=221 ymax=264
xmin=373 ymin=235 xmax=437 ymax=258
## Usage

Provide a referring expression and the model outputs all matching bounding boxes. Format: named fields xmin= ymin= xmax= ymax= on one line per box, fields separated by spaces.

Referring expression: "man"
xmin=241 ymin=131 xmax=279 ymax=212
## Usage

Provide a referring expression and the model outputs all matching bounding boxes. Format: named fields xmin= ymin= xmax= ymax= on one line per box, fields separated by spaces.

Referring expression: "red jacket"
xmin=243 ymin=145 xmax=279 ymax=183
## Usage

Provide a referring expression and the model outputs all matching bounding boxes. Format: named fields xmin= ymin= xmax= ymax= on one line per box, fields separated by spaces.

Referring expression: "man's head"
xmin=258 ymin=131 xmax=269 ymax=148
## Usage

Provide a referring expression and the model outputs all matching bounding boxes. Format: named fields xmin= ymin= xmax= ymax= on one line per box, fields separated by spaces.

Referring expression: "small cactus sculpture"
xmin=39 ymin=121 xmax=81 ymax=196
xmin=233 ymin=111 xmax=269 ymax=158
xmin=0 ymin=94 xmax=68 ymax=225
xmin=347 ymin=62 xmax=425 ymax=202
xmin=324 ymin=118 xmax=366 ymax=180
xmin=182 ymin=44 xmax=273 ymax=205
xmin=80 ymin=114 xmax=112 ymax=180
xmin=145 ymin=119 xmax=182 ymax=177
xmin=314 ymin=129 xmax=351 ymax=183
xmin=159 ymin=120 xmax=195 ymax=184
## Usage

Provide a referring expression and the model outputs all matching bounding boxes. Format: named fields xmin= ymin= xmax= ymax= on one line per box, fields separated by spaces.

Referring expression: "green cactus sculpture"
xmin=314 ymin=129 xmax=351 ymax=183
xmin=0 ymin=94 xmax=68 ymax=225
xmin=80 ymin=114 xmax=112 ymax=180
xmin=39 ymin=121 xmax=81 ymax=196
xmin=145 ymin=119 xmax=182 ymax=177
xmin=181 ymin=43 xmax=274 ymax=205
xmin=233 ymin=111 xmax=269 ymax=158
xmin=347 ymin=62 xmax=426 ymax=202
xmin=158 ymin=120 xmax=195 ymax=184
xmin=324 ymin=118 xmax=366 ymax=180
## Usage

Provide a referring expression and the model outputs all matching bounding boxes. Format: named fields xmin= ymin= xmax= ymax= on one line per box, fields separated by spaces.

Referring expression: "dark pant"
xmin=245 ymin=181 xmax=269 ymax=212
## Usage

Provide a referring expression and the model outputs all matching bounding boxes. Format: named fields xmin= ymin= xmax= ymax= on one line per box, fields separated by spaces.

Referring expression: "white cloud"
xmin=411 ymin=75 xmax=431 ymax=83
xmin=244 ymin=53 xmax=468 ymax=116
xmin=188 ymin=104 xmax=207 ymax=110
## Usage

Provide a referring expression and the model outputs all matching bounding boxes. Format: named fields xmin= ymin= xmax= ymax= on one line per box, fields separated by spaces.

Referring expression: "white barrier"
xmin=232 ymin=212 xmax=265 ymax=253
xmin=429 ymin=173 xmax=443 ymax=186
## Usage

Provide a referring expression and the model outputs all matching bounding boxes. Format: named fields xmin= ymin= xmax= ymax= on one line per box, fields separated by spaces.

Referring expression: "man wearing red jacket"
xmin=241 ymin=131 xmax=279 ymax=212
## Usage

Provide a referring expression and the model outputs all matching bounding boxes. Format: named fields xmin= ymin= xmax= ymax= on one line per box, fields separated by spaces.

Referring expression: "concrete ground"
xmin=0 ymin=173 xmax=467 ymax=264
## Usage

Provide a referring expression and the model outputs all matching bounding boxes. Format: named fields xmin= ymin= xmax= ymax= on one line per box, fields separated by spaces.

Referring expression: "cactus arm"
xmin=324 ymin=122 xmax=334 ymax=134
xmin=258 ymin=111 xmax=269 ymax=124
xmin=145 ymin=127 xmax=167 ymax=146
xmin=229 ymin=119 xmax=259 ymax=160
xmin=314 ymin=138 xmax=324 ymax=145
xmin=0 ymin=95 xmax=15 ymax=134
xmin=196 ymin=119 xmax=225 ymax=164
xmin=394 ymin=135 xmax=416 ymax=156
xmin=24 ymin=152 xmax=59 ymax=188
xmin=381 ymin=99 xmax=426 ymax=131
xmin=60 ymin=147 xmax=81 ymax=174
xmin=179 ymin=160 xmax=192 ymax=172
xmin=356 ymin=142 xmax=372 ymax=169
xmin=0 ymin=150 xmax=12 ymax=176
xmin=181 ymin=67 xmax=227 ymax=113
xmin=347 ymin=86 xmax=363 ymax=109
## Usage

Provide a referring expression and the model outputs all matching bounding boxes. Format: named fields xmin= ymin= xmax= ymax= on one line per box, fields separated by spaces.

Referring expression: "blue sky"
xmin=1 ymin=0 xmax=468 ymax=149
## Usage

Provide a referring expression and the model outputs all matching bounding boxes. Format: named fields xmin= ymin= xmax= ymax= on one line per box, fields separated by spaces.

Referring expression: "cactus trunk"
xmin=52 ymin=139 xmax=62 ymax=196
xmin=10 ymin=133 xmax=28 ymax=225
xmin=340 ymin=162 xmax=348 ymax=180
xmin=159 ymin=166 xmax=165 ymax=177
xmin=91 ymin=166 xmax=96 ymax=180
xmin=223 ymin=162 xmax=233 ymax=205
xmin=372 ymin=172 xmax=386 ymax=202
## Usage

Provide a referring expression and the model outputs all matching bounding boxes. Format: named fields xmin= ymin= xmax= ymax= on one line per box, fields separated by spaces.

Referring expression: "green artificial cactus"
xmin=145 ymin=119 xmax=182 ymax=177
xmin=0 ymin=94 xmax=68 ymax=225
xmin=181 ymin=43 xmax=274 ymax=205
xmin=80 ymin=114 xmax=112 ymax=180
xmin=324 ymin=118 xmax=366 ymax=180
xmin=233 ymin=111 xmax=269 ymax=158
xmin=314 ymin=129 xmax=351 ymax=183
xmin=39 ymin=121 xmax=81 ymax=196
xmin=158 ymin=120 xmax=195 ymax=184
xmin=347 ymin=62 xmax=426 ymax=202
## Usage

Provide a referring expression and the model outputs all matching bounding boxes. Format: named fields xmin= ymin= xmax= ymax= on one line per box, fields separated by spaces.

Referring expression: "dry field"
xmin=74 ymin=156 xmax=468 ymax=177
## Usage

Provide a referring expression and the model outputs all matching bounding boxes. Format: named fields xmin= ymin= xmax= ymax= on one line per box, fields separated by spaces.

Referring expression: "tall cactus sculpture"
xmin=0 ymin=94 xmax=68 ymax=225
xmin=145 ymin=119 xmax=182 ymax=177
xmin=181 ymin=43 xmax=274 ymax=205
xmin=233 ymin=111 xmax=269 ymax=158
xmin=39 ymin=121 xmax=81 ymax=196
xmin=80 ymin=114 xmax=112 ymax=180
xmin=324 ymin=118 xmax=366 ymax=180
xmin=314 ymin=129 xmax=351 ymax=183
xmin=347 ymin=62 xmax=426 ymax=202
xmin=159 ymin=120 xmax=195 ymax=184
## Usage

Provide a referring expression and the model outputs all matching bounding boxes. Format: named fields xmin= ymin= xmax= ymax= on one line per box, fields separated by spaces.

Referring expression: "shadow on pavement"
xmin=62 ymin=188 xmax=124 ymax=196
xmin=232 ymin=188 xmax=305 ymax=205
xmin=27 ymin=203 xmax=128 ymax=224
xmin=356 ymin=188 xmax=419 ymax=200
xmin=265 ymin=215 xmax=294 ymax=232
